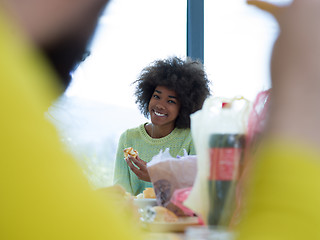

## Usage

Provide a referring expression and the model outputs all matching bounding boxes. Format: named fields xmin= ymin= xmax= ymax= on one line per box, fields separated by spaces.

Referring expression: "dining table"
xmin=144 ymin=232 xmax=185 ymax=240
xmin=142 ymin=224 xmax=235 ymax=240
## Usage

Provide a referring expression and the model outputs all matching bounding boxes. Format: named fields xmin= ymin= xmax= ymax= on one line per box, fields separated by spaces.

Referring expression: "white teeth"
xmin=154 ymin=111 xmax=166 ymax=117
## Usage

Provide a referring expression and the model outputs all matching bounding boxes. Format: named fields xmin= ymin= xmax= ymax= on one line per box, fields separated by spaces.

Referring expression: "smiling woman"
xmin=47 ymin=0 xmax=289 ymax=191
xmin=48 ymin=0 xmax=187 ymax=189
xmin=113 ymin=56 xmax=211 ymax=195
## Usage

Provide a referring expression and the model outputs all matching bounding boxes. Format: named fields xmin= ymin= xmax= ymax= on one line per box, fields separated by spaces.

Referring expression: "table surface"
xmin=144 ymin=232 xmax=185 ymax=240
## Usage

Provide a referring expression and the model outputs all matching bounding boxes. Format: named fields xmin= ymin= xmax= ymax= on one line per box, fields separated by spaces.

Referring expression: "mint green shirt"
xmin=113 ymin=123 xmax=196 ymax=195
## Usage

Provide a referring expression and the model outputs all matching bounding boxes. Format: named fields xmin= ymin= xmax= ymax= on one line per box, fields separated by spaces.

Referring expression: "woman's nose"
xmin=155 ymin=103 xmax=165 ymax=110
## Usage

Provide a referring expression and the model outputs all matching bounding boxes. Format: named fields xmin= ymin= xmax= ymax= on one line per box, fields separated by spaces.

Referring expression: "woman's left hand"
xmin=125 ymin=155 xmax=151 ymax=182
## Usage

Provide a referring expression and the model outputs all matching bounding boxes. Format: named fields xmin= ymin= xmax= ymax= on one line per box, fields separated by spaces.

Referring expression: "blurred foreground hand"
xmin=248 ymin=0 xmax=320 ymax=147
xmin=97 ymin=185 xmax=141 ymax=226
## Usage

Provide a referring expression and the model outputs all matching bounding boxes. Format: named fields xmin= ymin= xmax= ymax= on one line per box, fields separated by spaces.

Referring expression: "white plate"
xmin=133 ymin=198 xmax=158 ymax=209
xmin=142 ymin=216 xmax=200 ymax=232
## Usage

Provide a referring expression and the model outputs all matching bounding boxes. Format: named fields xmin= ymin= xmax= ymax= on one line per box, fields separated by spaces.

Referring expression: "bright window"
xmin=48 ymin=0 xmax=187 ymax=188
xmin=204 ymin=0 xmax=281 ymax=101
xmin=49 ymin=0 xmax=292 ymax=188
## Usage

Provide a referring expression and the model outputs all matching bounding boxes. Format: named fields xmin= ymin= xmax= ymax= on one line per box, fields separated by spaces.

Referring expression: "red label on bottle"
xmin=209 ymin=148 xmax=242 ymax=180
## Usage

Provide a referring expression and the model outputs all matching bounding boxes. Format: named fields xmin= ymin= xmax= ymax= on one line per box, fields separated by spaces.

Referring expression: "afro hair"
xmin=133 ymin=56 xmax=211 ymax=128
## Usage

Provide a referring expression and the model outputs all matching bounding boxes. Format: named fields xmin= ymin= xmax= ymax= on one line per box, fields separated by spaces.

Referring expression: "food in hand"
xmin=143 ymin=187 xmax=156 ymax=199
xmin=152 ymin=206 xmax=178 ymax=223
xmin=124 ymin=147 xmax=139 ymax=160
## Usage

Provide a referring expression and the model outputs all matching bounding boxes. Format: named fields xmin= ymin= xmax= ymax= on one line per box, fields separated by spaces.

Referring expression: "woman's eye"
xmin=168 ymin=100 xmax=176 ymax=104
xmin=153 ymin=94 xmax=160 ymax=99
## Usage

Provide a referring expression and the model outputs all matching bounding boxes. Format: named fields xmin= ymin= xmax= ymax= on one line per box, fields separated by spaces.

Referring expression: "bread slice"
xmin=153 ymin=206 xmax=178 ymax=223
xmin=143 ymin=187 xmax=156 ymax=199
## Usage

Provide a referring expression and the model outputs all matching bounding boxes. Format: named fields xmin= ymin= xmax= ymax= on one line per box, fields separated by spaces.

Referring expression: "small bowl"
xmin=133 ymin=198 xmax=158 ymax=209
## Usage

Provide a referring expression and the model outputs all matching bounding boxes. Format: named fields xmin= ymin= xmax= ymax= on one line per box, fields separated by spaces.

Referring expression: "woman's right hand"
xmin=125 ymin=155 xmax=151 ymax=182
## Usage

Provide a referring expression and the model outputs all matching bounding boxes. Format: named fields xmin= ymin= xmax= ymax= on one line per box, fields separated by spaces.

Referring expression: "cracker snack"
xmin=124 ymin=147 xmax=138 ymax=160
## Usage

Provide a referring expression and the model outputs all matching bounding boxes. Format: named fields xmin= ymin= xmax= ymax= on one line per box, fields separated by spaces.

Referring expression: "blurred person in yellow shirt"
xmin=236 ymin=0 xmax=320 ymax=239
xmin=0 ymin=0 xmax=144 ymax=239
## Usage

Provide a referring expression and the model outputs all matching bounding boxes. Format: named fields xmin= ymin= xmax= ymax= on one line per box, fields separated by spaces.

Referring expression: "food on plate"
xmin=152 ymin=206 xmax=178 ymax=223
xmin=143 ymin=187 xmax=156 ymax=199
xmin=135 ymin=187 xmax=156 ymax=199
xmin=124 ymin=147 xmax=139 ymax=160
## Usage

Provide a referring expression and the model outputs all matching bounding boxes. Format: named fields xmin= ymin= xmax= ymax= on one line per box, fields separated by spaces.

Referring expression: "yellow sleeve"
xmin=0 ymin=9 xmax=144 ymax=240
xmin=236 ymin=139 xmax=320 ymax=240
